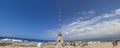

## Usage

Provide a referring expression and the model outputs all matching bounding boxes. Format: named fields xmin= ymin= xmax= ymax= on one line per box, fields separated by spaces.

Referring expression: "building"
xmin=55 ymin=32 xmax=64 ymax=48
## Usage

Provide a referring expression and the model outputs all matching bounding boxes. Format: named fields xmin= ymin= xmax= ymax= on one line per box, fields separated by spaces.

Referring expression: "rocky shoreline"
xmin=0 ymin=40 xmax=120 ymax=48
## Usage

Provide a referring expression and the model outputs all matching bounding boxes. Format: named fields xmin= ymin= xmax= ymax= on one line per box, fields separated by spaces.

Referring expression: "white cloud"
xmin=48 ymin=8 xmax=120 ymax=40
xmin=77 ymin=10 xmax=95 ymax=16
xmin=115 ymin=9 xmax=120 ymax=14
xmin=88 ymin=10 xmax=96 ymax=15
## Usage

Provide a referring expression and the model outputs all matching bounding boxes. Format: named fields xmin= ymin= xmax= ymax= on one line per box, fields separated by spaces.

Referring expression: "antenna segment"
xmin=58 ymin=0 xmax=62 ymax=31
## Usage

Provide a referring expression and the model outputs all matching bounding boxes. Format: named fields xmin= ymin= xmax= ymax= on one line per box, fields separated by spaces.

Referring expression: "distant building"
xmin=56 ymin=32 xmax=64 ymax=43
xmin=1 ymin=38 xmax=23 ymax=42
xmin=55 ymin=32 xmax=64 ymax=48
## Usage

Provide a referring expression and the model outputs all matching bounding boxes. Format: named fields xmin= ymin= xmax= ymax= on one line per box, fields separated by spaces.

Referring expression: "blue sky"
xmin=0 ymin=0 xmax=120 ymax=40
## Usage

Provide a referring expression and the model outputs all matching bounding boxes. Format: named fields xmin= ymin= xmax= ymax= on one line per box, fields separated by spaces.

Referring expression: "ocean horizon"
xmin=0 ymin=36 xmax=120 ymax=42
xmin=0 ymin=36 xmax=55 ymax=42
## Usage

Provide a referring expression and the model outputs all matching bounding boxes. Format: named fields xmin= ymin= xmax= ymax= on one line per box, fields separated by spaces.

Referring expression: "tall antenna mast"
xmin=55 ymin=0 xmax=64 ymax=48
xmin=58 ymin=0 xmax=62 ymax=32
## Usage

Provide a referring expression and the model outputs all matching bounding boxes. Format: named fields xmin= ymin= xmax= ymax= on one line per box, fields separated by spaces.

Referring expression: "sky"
xmin=0 ymin=0 xmax=120 ymax=40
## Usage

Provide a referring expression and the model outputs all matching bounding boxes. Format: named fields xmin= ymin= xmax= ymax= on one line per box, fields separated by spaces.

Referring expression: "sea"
xmin=0 ymin=36 xmax=55 ymax=42
xmin=0 ymin=36 xmax=120 ymax=42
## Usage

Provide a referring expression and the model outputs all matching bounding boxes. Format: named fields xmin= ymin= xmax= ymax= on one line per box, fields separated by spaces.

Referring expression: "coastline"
xmin=0 ymin=38 xmax=120 ymax=48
